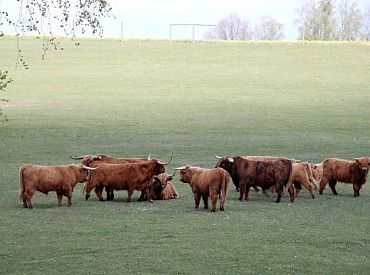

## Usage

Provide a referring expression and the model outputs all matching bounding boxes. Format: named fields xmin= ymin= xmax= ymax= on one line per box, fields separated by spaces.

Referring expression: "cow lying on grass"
xmin=175 ymin=165 xmax=229 ymax=212
xmin=319 ymin=157 xmax=370 ymax=197
xmin=215 ymin=156 xmax=294 ymax=203
xmin=150 ymin=172 xmax=179 ymax=200
xmin=19 ymin=164 xmax=96 ymax=209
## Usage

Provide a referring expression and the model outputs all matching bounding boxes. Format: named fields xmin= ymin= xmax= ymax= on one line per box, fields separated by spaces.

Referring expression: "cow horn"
xmin=353 ymin=158 xmax=360 ymax=161
xmin=174 ymin=165 xmax=187 ymax=170
xmin=94 ymin=155 xmax=103 ymax=160
xmin=171 ymin=171 xmax=176 ymax=177
xmin=148 ymin=154 xmax=151 ymax=160
xmin=158 ymin=156 xmax=172 ymax=165
xmin=212 ymin=153 xmax=222 ymax=159
xmin=70 ymin=155 xmax=84 ymax=160
xmin=82 ymin=165 xmax=99 ymax=170
xmin=227 ymin=157 xmax=234 ymax=163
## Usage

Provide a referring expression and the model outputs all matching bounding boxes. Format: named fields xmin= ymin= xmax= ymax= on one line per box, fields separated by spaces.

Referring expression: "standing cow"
xmin=310 ymin=162 xmax=323 ymax=183
xmin=19 ymin=164 xmax=97 ymax=209
xmin=84 ymin=158 xmax=171 ymax=202
xmin=319 ymin=157 xmax=370 ymax=197
xmin=215 ymin=156 xmax=294 ymax=203
xmin=71 ymin=154 xmax=152 ymax=200
xmin=175 ymin=165 xmax=229 ymax=212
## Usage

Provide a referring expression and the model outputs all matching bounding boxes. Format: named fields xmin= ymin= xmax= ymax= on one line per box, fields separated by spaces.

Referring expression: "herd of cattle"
xmin=18 ymin=154 xmax=370 ymax=211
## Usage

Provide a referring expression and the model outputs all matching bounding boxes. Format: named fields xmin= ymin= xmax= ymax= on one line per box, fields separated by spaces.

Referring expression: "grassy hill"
xmin=1 ymin=37 xmax=369 ymax=274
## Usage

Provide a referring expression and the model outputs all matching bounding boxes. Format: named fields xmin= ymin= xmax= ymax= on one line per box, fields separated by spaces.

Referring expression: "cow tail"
xmin=19 ymin=166 xmax=26 ymax=202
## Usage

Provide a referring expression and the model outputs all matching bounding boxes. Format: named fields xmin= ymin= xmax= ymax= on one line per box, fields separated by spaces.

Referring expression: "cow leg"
xmin=56 ymin=191 xmax=63 ymax=207
xmin=293 ymin=181 xmax=302 ymax=198
xmin=94 ymin=187 xmax=105 ymax=201
xmin=137 ymin=191 xmax=147 ymax=201
xmin=127 ymin=189 xmax=134 ymax=203
xmin=24 ymin=190 xmax=34 ymax=209
xmin=353 ymin=184 xmax=361 ymax=197
xmin=319 ymin=176 xmax=329 ymax=195
xmin=105 ymin=187 xmax=114 ymax=201
xmin=287 ymin=185 xmax=295 ymax=202
xmin=329 ymin=179 xmax=338 ymax=195
xmin=202 ymin=194 xmax=209 ymax=210
xmin=22 ymin=197 xmax=28 ymax=208
xmin=194 ymin=192 xmax=201 ymax=209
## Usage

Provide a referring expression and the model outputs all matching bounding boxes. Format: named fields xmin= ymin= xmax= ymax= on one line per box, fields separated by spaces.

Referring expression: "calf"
xmin=175 ymin=166 xmax=229 ymax=212
xmin=19 ymin=164 xmax=96 ymax=209
xmin=150 ymin=172 xmax=179 ymax=200
xmin=319 ymin=157 xmax=370 ymax=197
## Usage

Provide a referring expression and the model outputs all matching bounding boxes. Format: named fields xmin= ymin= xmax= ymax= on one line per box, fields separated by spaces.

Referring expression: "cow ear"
xmin=227 ymin=157 xmax=234 ymax=163
xmin=167 ymin=176 xmax=173 ymax=181
xmin=153 ymin=176 xmax=160 ymax=182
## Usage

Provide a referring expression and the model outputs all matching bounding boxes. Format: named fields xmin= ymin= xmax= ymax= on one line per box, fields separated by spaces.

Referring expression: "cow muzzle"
xmin=362 ymin=167 xmax=368 ymax=172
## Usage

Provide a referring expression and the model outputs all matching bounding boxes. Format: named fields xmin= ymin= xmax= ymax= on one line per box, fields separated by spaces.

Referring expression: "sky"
xmin=1 ymin=0 xmax=369 ymax=40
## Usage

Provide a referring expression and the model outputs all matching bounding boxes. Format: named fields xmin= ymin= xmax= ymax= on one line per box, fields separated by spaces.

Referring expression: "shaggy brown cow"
xmin=150 ymin=172 xmax=179 ymax=200
xmin=310 ymin=162 xmax=323 ymax=183
xmin=84 ymin=158 xmax=170 ymax=202
xmin=215 ymin=156 xmax=294 ymax=203
xmin=291 ymin=162 xmax=318 ymax=199
xmin=71 ymin=154 xmax=157 ymax=201
xmin=175 ymin=165 xmax=229 ymax=212
xmin=319 ymin=157 xmax=370 ymax=197
xmin=19 ymin=164 xmax=96 ymax=209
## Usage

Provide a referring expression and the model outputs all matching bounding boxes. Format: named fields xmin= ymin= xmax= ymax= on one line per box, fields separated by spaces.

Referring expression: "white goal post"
xmin=169 ymin=23 xmax=218 ymax=43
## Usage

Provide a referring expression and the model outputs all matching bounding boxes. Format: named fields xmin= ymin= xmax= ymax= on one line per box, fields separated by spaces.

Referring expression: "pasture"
xmin=1 ymin=37 xmax=370 ymax=274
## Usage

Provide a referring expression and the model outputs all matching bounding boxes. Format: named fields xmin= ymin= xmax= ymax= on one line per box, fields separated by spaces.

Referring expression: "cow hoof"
xmin=211 ymin=209 xmax=216 ymax=212
xmin=319 ymin=190 xmax=323 ymax=195
xmin=85 ymin=194 xmax=90 ymax=200
xmin=220 ymin=207 xmax=224 ymax=211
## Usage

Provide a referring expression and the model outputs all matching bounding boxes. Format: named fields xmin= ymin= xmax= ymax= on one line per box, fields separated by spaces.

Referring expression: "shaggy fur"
xmin=150 ymin=173 xmax=179 ymax=200
xmin=19 ymin=164 xmax=89 ymax=209
xmin=84 ymin=160 xmax=166 ymax=202
xmin=215 ymin=157 xmax=293 ymax=203
xmin=310 ymin=162 xmax=323 ymax=183
xmin=178 ymin=166 xmax=229 ymax=212
xmin=319 ymin=157 xmax=370 ymax=197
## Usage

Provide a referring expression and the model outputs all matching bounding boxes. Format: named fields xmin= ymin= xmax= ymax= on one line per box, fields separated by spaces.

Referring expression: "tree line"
xmin=205 ymin=0 xmax=370 ymax=41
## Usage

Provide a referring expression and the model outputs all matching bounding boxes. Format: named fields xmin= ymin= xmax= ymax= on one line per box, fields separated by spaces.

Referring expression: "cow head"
xmin=354 ymin=157 xmax=370 ymax=173
xmin=213 ymin=154 xmax=235 ymax=173
xmin=78 ymin=165 xmax=99 ymax=182
xmin=153 ymin=172 xmax=176 ymax=190
xmin=152 ymin=156 xmax=172 ymax=175
xmin=174 ymin=165 xmax=192 ymax=183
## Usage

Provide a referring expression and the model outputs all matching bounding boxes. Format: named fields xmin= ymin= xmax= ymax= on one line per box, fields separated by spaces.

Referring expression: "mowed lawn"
xmin=0 ymin=37 xmax=370 ymax=274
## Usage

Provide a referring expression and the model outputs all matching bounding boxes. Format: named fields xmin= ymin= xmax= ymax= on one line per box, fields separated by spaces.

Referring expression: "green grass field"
xmin=1 ymin=37 xmax=369 ymax=274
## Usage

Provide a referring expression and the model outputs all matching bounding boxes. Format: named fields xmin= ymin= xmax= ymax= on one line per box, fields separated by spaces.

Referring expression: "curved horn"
xmin=353 ymin=158 xmax=360 ymax=161
xmin=71 ymin=155 xmax=84 ymax=160
xmin=212 ymin=152 xmax=222 ymax=159
xmin=174 ymin=165 xmax=188 ymax=170
xmin=158 ymin=156 xmax=172 ymax=165
xmin=171 ymin=171 xmax=176 ymax=177
xmin=148 ymin=154 xmax=151 ymax=160
xmin=82 ymin=165 xmax=99 ymax=170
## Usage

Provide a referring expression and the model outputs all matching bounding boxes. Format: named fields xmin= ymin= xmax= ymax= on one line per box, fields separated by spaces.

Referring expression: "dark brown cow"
xmin=71 ymin=154 xmax=157 ymax=201
xmin=319 ymin=157 xmax=370 ymax=197
xmin=175 ymin=165 xmax=229 ymax=212
xmin=84 ymin=158 xmax=170 ymax=202
xmin=150 ymin=172 xmax=179 ymax=200
xmin=215 ymin=156 xmax=294 ymax=203
xmin=19 ymin=164 xmax=96 ymax=209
